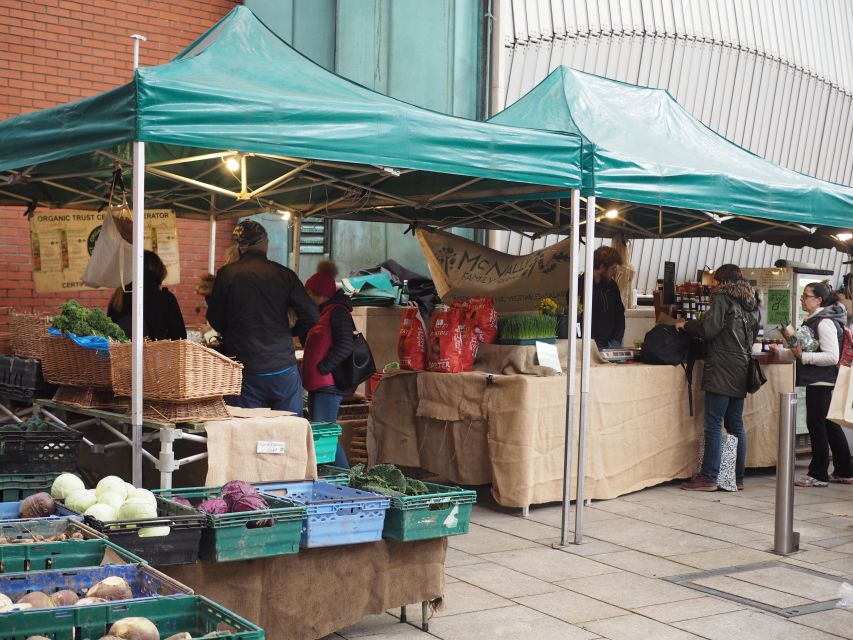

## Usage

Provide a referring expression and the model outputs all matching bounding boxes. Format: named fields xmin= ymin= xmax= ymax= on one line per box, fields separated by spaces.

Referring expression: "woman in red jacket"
xmin=302 ymin=262 xmax=354 ymax=468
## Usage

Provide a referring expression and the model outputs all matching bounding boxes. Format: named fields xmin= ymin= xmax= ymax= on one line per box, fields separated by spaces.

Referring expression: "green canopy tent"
xmin=0 ymin=6 xmax=588 ymax=487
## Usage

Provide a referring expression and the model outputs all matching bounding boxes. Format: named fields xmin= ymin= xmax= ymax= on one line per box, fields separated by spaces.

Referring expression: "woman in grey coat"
xmin=676 ymin=264 xmax=759 ymax=492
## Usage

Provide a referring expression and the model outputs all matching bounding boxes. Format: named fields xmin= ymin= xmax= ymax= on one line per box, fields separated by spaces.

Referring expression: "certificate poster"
xmin=29 ymin=209 xmax=180 ymax=293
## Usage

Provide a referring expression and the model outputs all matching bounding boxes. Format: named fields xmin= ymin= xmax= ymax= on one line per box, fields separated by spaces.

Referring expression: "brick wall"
xmin=0 ymin=0 xmax=238 ymax=332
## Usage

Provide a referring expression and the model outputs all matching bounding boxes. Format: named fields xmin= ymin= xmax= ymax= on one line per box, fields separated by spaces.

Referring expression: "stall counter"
xmin=368 ymin=344 xmax=792 ymax=509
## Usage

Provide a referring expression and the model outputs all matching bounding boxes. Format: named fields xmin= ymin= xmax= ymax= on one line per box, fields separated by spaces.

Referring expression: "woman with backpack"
xmin=675 ymin=264 xmax=759 ymax=492
xmin=787 ymin=282 xmax=853 ymax=487
xmin=302 ymin=261 xmax=354 ymax=469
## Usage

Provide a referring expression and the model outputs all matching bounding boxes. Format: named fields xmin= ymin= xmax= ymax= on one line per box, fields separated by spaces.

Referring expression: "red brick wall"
xmin=0 ymin=0 xmax=238 ymax=332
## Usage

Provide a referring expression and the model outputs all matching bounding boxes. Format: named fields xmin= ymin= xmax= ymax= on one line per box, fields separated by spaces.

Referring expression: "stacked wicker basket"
xmin=109 ymin=339 xmax=243 ymax=422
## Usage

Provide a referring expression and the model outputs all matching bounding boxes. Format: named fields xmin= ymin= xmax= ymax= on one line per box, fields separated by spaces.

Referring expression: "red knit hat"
xmin=305 ymin=272 xmax=336 ymax=299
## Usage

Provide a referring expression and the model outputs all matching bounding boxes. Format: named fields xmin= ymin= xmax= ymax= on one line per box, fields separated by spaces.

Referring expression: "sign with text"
xmin=29 ymin=209 xmax=180 ymax=293
xmin=416 ymin=227 xmax=571 ymax=311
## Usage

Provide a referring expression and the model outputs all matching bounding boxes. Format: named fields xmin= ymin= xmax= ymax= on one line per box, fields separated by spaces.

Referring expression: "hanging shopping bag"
xmin=398 ymin=303 xmax=427 ymax=371
xmin=830 ymin=365 xmax=853 ymax=429
xmin=81 ymin=211 xmax=133 ymax=288
xmin=697 ymin=432 xmax=738 ymax=491
xmin=839 ymin=328 xmax=853 ymax=368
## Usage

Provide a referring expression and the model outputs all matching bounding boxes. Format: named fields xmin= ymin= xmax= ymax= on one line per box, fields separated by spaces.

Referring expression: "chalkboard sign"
xmin=663 ymin=261 xmax=676 ymax=305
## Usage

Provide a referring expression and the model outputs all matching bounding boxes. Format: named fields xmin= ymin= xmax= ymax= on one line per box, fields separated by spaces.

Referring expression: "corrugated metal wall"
xmin=493 ymin=0 xmax=853 ymax=286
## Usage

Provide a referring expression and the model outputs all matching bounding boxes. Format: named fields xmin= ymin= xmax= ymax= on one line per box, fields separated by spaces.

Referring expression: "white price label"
xmin=256 ymin=441 xmax=286 ymax=454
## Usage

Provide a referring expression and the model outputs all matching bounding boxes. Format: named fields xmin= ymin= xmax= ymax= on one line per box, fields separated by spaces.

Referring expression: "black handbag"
xmin=747 ymin=357 xmax=767 ymax=394
xmin=332 ymin=330 xmax=377 ymax=390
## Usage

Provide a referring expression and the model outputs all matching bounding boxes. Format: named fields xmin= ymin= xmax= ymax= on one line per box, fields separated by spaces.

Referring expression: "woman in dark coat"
xmin=107 ymin=250 xmax=186 ymax=341
xmin=676 ymin=264 xmax=758 ymax=492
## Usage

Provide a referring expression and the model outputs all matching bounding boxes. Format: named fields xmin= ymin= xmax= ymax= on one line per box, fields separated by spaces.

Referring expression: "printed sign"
xmin=767 ymin=288 xmax=791 ymax=326
xmin=29 ymin=209 xmax=180 ymax=293
xmin=416 ymin=227 xmax=571 ymax=312
xmin=256 ymin=441 xmax=286 ymax=454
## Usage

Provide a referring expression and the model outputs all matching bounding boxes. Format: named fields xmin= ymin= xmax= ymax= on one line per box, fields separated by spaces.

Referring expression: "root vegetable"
xmin=50 ymin=589 xmax=80 ymax=606
xmin=0 ymin=593 xmax=12 ymax=613
xmin=25 ymin=636 xmax=51 ymax=640
xmin=11 ymin=603 xmax=32 ymax=611
xmin=17 ymin=592 xmax=52 ymax=609
xmin=19 ymin=493 xmax=56 ymax=519
xmin=75 ymin=597 xmax=108 ymax=606
xmin=86 ymin=576 xmax=132 ymax=601
xmin=108 ymin=617 xmax=160 ymax=640
xmin=164 ymin=634 xmax=192 ymax=640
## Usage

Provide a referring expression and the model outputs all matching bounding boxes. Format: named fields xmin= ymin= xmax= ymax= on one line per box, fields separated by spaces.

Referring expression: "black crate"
xmin=0 ymin=355 xmax=55 ymax=401
xmin=0 ymin=425 xmax=82 ymax=474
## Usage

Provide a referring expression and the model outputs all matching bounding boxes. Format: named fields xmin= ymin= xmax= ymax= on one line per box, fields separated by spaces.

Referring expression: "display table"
xmin=34 ymin=401 xmax=317 ymax=489
xmin=368 ymin=346 xmax=793 ymax=509
xmin=166 ymin=538 xmax=447 ymax=640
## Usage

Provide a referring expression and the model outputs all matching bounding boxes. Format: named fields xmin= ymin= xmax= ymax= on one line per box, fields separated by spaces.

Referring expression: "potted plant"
xmin=538 ymin=297 xmax=569 ymax=339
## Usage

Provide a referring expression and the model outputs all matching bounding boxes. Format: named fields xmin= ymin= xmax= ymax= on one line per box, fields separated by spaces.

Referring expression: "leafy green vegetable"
xmin=348 ymin=463 xmax=431 ymax=497
xmin=497 ymin=314 xmax=558 ymax=340
xmin=51 ymin=300 xmax=128 ymax=342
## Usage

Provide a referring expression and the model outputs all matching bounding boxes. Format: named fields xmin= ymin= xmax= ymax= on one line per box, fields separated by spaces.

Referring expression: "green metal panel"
xmin=244 ymin=0 xmax=336 ymax=70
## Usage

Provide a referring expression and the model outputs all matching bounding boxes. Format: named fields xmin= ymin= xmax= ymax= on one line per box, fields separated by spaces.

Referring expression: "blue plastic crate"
xmin=0 ymin=501 xmax=80 ymax=522
xmin=0 ymin=563 xmax=191 ymax=610
xmin=258 ymin=481 xmax=389 ymax=548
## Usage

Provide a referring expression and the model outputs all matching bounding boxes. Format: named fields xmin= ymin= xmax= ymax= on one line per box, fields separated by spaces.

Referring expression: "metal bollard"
xmin=774 ymin=392 xmax=800 ymax=554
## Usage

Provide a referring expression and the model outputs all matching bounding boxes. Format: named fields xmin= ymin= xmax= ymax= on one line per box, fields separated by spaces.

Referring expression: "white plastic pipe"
xmin=560 ymin=189 xmax=581 ymax=546
xmin=574 ymin=195 xmax=596 ymax=543
xmin=131 ymin=140 xmax=145 ymax=488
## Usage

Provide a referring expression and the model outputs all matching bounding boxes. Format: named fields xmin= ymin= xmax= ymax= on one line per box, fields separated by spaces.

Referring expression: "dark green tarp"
xmin=490 ymin=67 xmax=853 ymax=230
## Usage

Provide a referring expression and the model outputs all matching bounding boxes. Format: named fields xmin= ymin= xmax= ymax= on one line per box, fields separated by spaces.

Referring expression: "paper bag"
xmin=829 ymin=365 xmax=853 ymax=429
xmin=698 ymin=432 xmax=738 ymax=491
xmin=82 ymin=213 xmax=133 ymax=289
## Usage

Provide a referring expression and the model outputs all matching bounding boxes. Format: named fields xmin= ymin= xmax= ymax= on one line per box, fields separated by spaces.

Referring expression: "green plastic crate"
xmin=156 ymin=486 xmax=306 ymax=563
xmin=382 ymin=482 xmax=477 ymax=542
xmin=0 ymin=519 xmax=141 ymax=573
xmin=0 ymin=472 xmax=58 ymax=502
xmin=317 ymin=464 xmax=350 ymax=486
xmin=310 ymin=422 xmax=342 ymax=464
xmin=0 ymin=594 xmax=264 ymax=639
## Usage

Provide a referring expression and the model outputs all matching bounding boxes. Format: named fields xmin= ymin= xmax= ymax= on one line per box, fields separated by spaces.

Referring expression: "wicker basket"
xmin=53 ymin=385 xmax=126 ymax=410
xmin=110 ymin=340 xmax=243 ymax=401
xmin=9 ymin=311 xmax=52 ymax=360
xmin=41 ymin=335 xmax=113 ymax=389
xmin=141 ymin=397 xmax=230 ymax=423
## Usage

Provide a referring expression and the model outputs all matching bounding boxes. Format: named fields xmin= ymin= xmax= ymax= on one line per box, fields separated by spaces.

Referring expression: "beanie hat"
xmin=305 ymin=272 xmax=336 ymax=299
xmin=233 ymin=220 xmax=268 ymax=247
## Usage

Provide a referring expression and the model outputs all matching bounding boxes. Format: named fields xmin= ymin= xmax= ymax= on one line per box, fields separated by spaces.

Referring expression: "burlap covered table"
xmin=166 ymin=538 xmax=446 ymax=640
xmin=368 ymin=344 xmax=793 ymax=508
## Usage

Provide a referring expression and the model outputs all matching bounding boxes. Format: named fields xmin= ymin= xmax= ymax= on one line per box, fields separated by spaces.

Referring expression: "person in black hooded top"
xmin=107 ymin=250 xmax=186 ymax=341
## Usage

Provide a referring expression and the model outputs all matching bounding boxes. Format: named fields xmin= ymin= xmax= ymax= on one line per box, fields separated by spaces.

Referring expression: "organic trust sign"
xmin=417 ymin=227 xmax=571 ymax=311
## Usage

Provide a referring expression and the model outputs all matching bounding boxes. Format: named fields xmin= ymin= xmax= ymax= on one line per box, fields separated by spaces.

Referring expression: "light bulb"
xmin=277 ymin=209 xmax=291 ymax=221
xmin=837 ymin=232 xmax=853 ymax=241
xmin=225 ymin=156 xmax=240 ymax=172
xmin=605 ymin=209 xmax=619 ymax=219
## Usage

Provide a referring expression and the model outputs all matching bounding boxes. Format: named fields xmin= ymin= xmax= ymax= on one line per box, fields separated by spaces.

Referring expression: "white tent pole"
xmin=207 ymin=198 xmax=217 ymax=274
xmin=560 ymin=189 xmax=581 ymax=546
xmin=574 ymin=195 xmax=596 ymax=544
xmin=130 ymin=34 xmax=146 ymax=488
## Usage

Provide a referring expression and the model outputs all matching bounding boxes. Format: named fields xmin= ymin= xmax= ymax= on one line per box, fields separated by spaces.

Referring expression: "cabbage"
xmin=117 ymin=499 xmax=157 ymax=521
xmin=96 ymin=476 xmax=128 ymax=499
xmin=84 ymin=503 xmax=117 ymax=522
xmin=129 ymin=488 xmax=157 ymax=507
xmin=66 ymin=489 xmax=98 ymax=513
xmin=221 ymin=480 xmax=257 ymax=508
xmin=97 ymin=491 xmax=125 ymax=511
xmin=197 ymin=498 xmax=229 ymax=514
xmin=125 ymin=482 xmax=136 ymax=495
xmin=138 ymin=526 xmax=170 ymax=537
xmin=51 ymin=473 xmax=85 ymax=499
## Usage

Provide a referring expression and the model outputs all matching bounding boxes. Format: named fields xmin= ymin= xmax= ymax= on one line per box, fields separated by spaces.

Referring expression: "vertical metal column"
xmin=560 ymin=190 xmax=581 ymax=546
xmin=207 ymin=197 xmax=217 ymax=274
xmin=574 ymin=196 xmax=596 ymax=544
xmin=774 ymin=392 xmax=800 ymax=554
xmin=291 ymin=214 xmax=302 ymax=276
xmin=130 ymin=34 xmax=147 ymax=489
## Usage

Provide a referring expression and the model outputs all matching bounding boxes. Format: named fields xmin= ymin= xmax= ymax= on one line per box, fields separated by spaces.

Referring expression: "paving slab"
xmin=674 ymin=609 xmax=842 ymax=640
xmin=421 ymin=604 xmax=600 ymax=640
xmin=480 ymin=546 xmax=618 ymax=582
xmin=631 ymin=595 xmax=744 ymax=623
xmin=447 ymin=523 xmax=539 ymax=555
xmin=513 ymin=589 xmax=628 ymax=624
xmin=584 ymin=613 xmax=706 ymax=640
xmin=796 ymin=608 xmax=853 ymax=639
xmin=590 ymin=549 xmax=697 ymax=578
xmin=446 ymin=562 xmax=562 ymax=599
xmin=556 ymin=571 xmax=700 ymax=609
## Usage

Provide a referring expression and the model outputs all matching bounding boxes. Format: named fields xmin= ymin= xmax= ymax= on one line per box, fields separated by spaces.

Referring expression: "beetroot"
xmin=197 ymin=498 xmax=228 ymax=514
xmin=221 ymin=480 xmax=257 ymax=508
xmin=171 ymin=497 xmax=192 ymax=508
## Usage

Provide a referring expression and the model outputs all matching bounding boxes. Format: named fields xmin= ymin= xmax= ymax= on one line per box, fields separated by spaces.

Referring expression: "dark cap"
xmin=233 ymin=220 xmax=268 ymax=247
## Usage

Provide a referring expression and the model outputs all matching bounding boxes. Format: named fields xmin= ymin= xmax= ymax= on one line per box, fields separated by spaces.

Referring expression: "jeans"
xmin=805 ymin=385 xmax=853 ymax=482
xmin=700 ymin=391 xmax=747 ymax=484
xmin=308 ymin=391 xmax=349 ymax=469
xmin=228 ymin=367 xmax=303 ymax=415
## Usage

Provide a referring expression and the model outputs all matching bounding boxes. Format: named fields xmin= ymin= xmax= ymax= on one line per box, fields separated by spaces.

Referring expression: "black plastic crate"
xmin=0 ymin=356 xmax=55 ymax=401
xmin=0 ymin=425 xmax=82 ymax=474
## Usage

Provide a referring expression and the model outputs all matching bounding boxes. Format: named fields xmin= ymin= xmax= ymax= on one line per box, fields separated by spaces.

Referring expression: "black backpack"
xmin=640 ymin=325 xmax=703 ymax=415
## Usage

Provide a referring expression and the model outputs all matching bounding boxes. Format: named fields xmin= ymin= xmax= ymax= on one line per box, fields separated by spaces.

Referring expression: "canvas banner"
xmin=29 ymin=209 xmax=180 ymax=293
xmin=416 ymin=227 xmax=571 ymax=311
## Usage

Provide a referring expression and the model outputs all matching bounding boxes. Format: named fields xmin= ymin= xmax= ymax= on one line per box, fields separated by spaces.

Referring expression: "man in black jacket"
xmin=568 ymin=246 xmax=626 ymax=350
xmin=207 ymin=221 xmax=318 ymax=413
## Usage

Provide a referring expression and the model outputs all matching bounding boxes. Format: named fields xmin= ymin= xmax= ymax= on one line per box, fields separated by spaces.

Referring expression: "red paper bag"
xmin=840 ymin=327 xmax=853 ymax=368
xmin=456 ymin=307 xmax=479 ymax=372
xmin=398 ymin=304 xmax=427 ymax=371
xmin=452 ymin=297 xmax=498 ymax=344
xmin=427 ymin=306 xmax=465 ymax=373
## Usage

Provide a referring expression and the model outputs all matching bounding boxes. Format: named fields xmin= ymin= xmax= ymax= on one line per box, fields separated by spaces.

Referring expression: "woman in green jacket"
xmin=675 ymin=264 xmax=759 ymax=492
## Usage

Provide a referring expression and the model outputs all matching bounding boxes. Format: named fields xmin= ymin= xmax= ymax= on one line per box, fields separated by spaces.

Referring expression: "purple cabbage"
xmin=221 ymin=480 xmax=257 ymax=508
xmin=197 ymin=497 xmax=229 ymax=514
xmin=171 ymin=497 xmax=192 ymax=508
xmin=230 ymin=494 xmax=272 ymax=528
